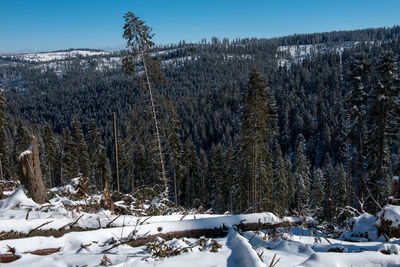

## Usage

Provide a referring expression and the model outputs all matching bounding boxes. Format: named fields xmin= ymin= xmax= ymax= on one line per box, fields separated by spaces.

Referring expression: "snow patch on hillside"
xmin=5 ymin=50 xmax=110 ymax=62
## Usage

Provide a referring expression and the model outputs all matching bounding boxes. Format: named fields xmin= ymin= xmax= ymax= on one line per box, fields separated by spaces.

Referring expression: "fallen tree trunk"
xmin=19 ymin=136 xmax=47 ymax=204
xmin=105 ymin=220 xmax=300 ymax=250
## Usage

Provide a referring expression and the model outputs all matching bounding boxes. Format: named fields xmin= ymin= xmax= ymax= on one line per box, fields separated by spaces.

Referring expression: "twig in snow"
xmin=107 ymin=215 xmax=121 ymax=228
xmin=268 ymin=253 xmax=281 ymax=267
xmin=28 ymin=220 xmax=54 ymax=235
xmin=59 ymin=214 xmax=84 ymax=231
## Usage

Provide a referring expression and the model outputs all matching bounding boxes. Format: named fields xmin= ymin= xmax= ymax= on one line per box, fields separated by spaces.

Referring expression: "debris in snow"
xmin=341 ymin=213 xmax=378 ymax=241
xmin=28 ymin=247 xmax=61 ymax=256
xmin=0 ymin=253 xmax=21 ymax=263
xmin=376 ymin=205 xmax=400 ymax=238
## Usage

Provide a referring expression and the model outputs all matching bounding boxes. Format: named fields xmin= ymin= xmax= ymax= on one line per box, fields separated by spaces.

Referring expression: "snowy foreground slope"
xmin=1 ymin=187 xmax=400 ymax=266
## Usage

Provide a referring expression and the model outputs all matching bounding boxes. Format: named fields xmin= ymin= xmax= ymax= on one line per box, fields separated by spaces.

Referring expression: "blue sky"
xmin=1 ymin=0 xmax=399 ymax=53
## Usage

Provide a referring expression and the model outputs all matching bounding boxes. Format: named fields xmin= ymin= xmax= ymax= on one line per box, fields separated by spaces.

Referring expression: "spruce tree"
xmin=0 ymin=90 xmax=8 ymax=179
xmin=97 ymin=145 xmax=112 ymax=190
xmin=87 ymin=120 xmax=103 ymax=190
xmin=323 ymin=154 xmax=335 ymax=220
xmin=42 ymin=124 xmax=57 ymax=187
xmin=333 ymin=163 xmax=348 ymax=209
xmin=294 ymin=134 xmax=311 ymax=211
xmin=239 ymin=68 xmax=277 ymax=212
xmin=272 ymin=143 xmax=288 ymax=213
xmin=366 ymin=52 xmax=399 ymax=212
xmin=183 ymin=138 xmax=201 ymax=208
xmin=310 ymin=168 xmax=324 ymax=209
xmin=61 ymin=128 xmax=77 ymax=182
xmin=346 ymin=52 xmax=370 ymax=203
xmin=167 ymin=128 xmax=184 ymax=205
xmin=123 ymin=11 xmax=168 ymax=194
xmin=71 ymin=117 xmax=89 ymax=177
xmin=284 ymin=154 xmax=295 ymax=210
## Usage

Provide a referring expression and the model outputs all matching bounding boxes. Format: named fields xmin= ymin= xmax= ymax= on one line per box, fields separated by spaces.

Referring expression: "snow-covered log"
xmin=376 ymin=205 xmax=400 ymax=238
xmin=106 ymin=214 xmax=299 ymax=249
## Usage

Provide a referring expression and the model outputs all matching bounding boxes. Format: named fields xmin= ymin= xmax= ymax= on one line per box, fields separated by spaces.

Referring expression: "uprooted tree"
xmin=19 ymin=136 xmax=47 ymax=203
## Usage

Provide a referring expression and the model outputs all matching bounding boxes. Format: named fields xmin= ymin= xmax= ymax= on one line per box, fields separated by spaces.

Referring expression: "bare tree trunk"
xmin=141 ymin=50 xmax=168 ymax=194
xmin=19 ymin=136 xmax=47 ymax=204
xmin=0 ymin=158 xmax=3 ymax=180
xmin=113 ymin=112 xmax=120 ymax=192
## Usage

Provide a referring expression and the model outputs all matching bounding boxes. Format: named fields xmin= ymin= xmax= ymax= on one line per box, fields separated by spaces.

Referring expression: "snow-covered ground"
xmin=1 ymin=185 xmax=400 ymax=266
xmin=2 ymin=50 xmax=110 ymax=62
xmin=276 ymin=41 xmax=377 ymax=67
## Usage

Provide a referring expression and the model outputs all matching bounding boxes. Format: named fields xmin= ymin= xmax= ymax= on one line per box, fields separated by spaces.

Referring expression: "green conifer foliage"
xmin=71 ymin=117 xmax=89 ymax=177
xmin=42 ymin=124 xmax=57 ymax=187
xmin=239 ymin=68 xmax=277 ymax=212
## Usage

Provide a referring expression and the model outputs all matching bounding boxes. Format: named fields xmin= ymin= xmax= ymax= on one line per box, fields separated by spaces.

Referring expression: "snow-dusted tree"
xmin=284 ymin=153 xmax=295 ymax=209
xmin=13 ymin=120 xmax=31 ymax=179
xmin=294 ymin=134 xmax=311 ymax=211
xmin=167 ymin=128 xmax=184 ymax=205
xmin=183 ymin=138 xmax=201 ymax=208
xmin=97 ymin=145 xmax=112 ymax=190
xmin=272 ymin=143 xmax=288 ymax=213
xmin=122 ymin=12 xmax=168 ymax=194
xmin=366 ymin=52 xmax=399 ymax=212
xmin=323 ymin=153 xmax=335 ymax=220
xmin=310 ymin=168 xmax=324 ymax=209
xmin=340 ymin=113 xmax=354 ymax=206
xmin=87 ymin=120 xmax=105 ymax=190
xmin=61 ymin=128 xmax=76 ymax=183
xmin=0 ymin=89 xmax=8 ymax=180
xmin=333 ymin=163 xmax=348 ymax=209
xmin=71 ymin=117 xmax=89 ymax=177
xmin=42 ymin=123 xmax=57 ymax=187
xmin=239 ymin=68 xmax=277 ymax=212
xmin=346 ymin=52 xmax=370 ymax=203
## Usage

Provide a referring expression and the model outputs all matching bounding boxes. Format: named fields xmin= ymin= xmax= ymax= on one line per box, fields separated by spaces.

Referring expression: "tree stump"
xmin=19 ymin=136 xmax=47 ymax=204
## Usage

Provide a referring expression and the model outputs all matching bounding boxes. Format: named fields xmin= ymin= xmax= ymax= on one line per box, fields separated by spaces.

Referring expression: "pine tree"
xmin=346 ymin=52 xmax=370 ymax=203
xmin=310 ymin=168 xmax=324 ymax=209
xmin=183 ymin=138 xmax=201 ymax=208
xmin=239 ymin=68 xmax=277 ymax=212
xmin=71 ymin=117 xmax=89 ymax=177
xmin=42 ymin=124 xmax=57 ymax=187
xmin=123 ymin=11 xmax=168 ymax=194
xmin=272 ymin=143 xmax=288 ymax=213
xmin=366 ymin=52 xmax=399 ymax=212
xmin=323 ymin=154 xmax=335 ymax=220
xmin=167 ymin=128 xmax=185 ymax=205
xmin=333 ymin=163 xmax=348 ymax=209
xmin=87 ymin=120 xmax=103 ymax=190
xmin=97 ymin=145 xmax=112 ymax=190
xmin=284 ymin=153 xmax=295 ymax=210
xmin=13 ymin=120 xmax=30 ymax=179
xmin=207 ymin=144 xmax=225 ymax=212
xmin=294 ymin=134 xmax=311 ymax=211
xmin=61 ymin=128 xmax=77 ymax=182
xmin=0 ymin=89 xmax=8 ymax=179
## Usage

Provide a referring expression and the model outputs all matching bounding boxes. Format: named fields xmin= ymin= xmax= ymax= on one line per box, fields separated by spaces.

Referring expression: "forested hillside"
xmin=0 ymin=26 xmax=399 ymax=221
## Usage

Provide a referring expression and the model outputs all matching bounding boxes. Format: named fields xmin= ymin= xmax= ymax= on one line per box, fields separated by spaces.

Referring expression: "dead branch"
xmin=28 ymin=220 xmax=54 ymax=235
xmin=28 ymin=247 xmax=61 ymax=256
xmin=107 ymin=215 xmax=121 ymax=228
xmin=59 ymin=214 xmax=84 ymax=231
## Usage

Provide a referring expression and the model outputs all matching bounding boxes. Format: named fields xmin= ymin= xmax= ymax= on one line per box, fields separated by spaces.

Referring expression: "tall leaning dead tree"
xmin=122 ymin=12 xmax=168 ymax=194
xmin=19 ymin=136 xmax=48 ymax=203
